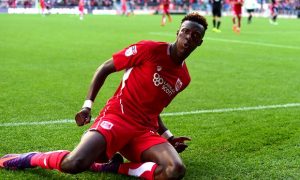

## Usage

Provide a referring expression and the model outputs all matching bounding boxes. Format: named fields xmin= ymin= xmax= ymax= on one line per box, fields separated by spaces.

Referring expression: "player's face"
xmin=176 ymin=20 xmax=205 ymax=58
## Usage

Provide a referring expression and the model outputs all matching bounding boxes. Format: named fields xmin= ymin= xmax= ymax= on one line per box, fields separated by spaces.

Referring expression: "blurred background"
xmin=0 ymin=0 xmax=299 ymax=18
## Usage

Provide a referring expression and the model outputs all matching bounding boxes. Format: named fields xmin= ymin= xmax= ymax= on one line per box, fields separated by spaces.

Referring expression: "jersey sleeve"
xmin=112 ymin=41 xmax=151 ymax=71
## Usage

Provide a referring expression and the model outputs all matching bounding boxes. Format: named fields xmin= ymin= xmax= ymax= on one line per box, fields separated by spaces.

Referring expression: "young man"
xmin=211 ymin=0 xmax=223 ymax=33
xmin=121 ymin=0 xmax=127 ymax=16
xmin=244 ymin=0 xmax=257 ymax=24
xmin=40 ymin=0 xmax=46 ymax=15
xmin=231 ymin=0 xmax=243 ymax=33
xmin=0 ymin=13 xmax=207 ymax=180
xmin=78 ymin=0 xmax=84 ymax=20
xmin=160 ymin=0 xmax=172 ymax=26
xmin=127 ymin=0 xmax=135 ymax=16
xmin=269 ymin=0 xmax=278 ymax=25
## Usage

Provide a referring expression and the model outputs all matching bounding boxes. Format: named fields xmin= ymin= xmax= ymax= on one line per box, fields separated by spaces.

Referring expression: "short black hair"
xmin=181 ymin=12 xmax=208 ymax=30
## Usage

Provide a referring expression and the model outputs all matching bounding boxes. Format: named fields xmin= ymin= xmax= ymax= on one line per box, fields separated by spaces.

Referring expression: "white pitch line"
xmin=205 ymin=37 xmax=300 ymax=50
xmin=149 ymin=32 xmax=300 ymax=50
xmin=0 ymin=103 xmax=299 ymax=127
xmin=161 ymin=103 xmax=300 ymax=116
xmin=0 ymin=119 xmax=74 ymax=127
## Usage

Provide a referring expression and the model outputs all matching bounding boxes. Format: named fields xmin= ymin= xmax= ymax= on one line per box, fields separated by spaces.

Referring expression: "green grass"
xmin=0 ymin=14 xmax=299 ymax=179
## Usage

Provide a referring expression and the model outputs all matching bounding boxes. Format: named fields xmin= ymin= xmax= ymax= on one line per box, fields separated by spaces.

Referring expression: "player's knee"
xmin=60 ymin=155 xmax=91 ymax=174
xmin=164 ymin=162 xmax=186 ymax=179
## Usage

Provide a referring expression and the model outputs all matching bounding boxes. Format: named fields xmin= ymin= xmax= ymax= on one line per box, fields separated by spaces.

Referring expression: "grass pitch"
xmin=0 ymin=14 xmax=299 ymax=179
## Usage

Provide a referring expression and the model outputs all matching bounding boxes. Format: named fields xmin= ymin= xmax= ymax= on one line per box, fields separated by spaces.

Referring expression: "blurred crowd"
xmin=1 ymin=0 xmax=300 ymax=16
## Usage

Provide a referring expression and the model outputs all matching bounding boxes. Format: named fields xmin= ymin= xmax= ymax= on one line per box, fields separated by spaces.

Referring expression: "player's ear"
xmin=176 ymin=30 xmax=179 ymax=36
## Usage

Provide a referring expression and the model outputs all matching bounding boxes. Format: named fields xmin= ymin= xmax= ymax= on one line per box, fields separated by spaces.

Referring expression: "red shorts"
xmin=122 ymin=4 xmax=126 ymax=12
xmin=89 ymin=113 xmax=167 ymax=162
xmin=40 ymin=2 xmax=45 ymax=9
xmin=163 ymin=4 xmax=169 ymax=14
xmin=233 ymin=5 xmax=242 ymax=16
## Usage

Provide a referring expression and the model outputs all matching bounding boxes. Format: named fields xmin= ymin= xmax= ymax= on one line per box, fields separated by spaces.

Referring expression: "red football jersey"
xmin=99 ymin=40 xmax=191 ymax=129
xmin=78 ymin=0 xmax=84 ymax=11
xmin=40 ymin=0 xmax=45 ymax=9
xmin=231 ymin=0 xmax=243 ymax=14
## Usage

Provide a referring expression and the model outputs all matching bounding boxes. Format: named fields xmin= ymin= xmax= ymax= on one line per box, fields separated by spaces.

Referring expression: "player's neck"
xmin=169 ymin=43 xmax=184 ymax=65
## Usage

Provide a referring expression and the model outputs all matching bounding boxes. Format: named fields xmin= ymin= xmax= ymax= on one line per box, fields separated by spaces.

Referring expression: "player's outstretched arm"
xmin=157 ymin=115 xmax=191 ymax=153
xmin=75 ymin=59 xmax=116 ymax=126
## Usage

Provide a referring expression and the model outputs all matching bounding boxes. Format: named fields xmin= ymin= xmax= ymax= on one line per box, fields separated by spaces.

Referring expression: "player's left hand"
xmin=75 ymin=107 xmax=91 ymax=126
xmin=168 ymin=136 xmax=191 ymax=153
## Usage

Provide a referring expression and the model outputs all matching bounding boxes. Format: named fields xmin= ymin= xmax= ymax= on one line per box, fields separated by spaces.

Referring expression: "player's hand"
xmin=168 ymin=136 xmax=191 ymax=153
xmin=75 ymin=107 xmax=91 ymax=126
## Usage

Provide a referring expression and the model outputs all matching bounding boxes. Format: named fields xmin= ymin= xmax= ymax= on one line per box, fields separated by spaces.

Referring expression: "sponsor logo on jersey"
xmin=153 ymin=73 xmax=176 ymax=96
xmin=100 ymin=121 xmax=114 ymax=130
xmin=125 ymin=45 xmax=137 ymax=57
xmin=175 ymin=78 xmax=183 ymax=92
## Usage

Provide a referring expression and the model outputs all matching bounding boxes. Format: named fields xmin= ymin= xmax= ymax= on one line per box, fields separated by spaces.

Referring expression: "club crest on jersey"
xmin=125 ymin=45 xmax=137 ymax=57
xmin=100 ymin=121 xmax=114 ymax=130
xmin=157 ymin=66 xmax=162 ymax=72
xmin=175 ymin=78 xmax=183 ymax=92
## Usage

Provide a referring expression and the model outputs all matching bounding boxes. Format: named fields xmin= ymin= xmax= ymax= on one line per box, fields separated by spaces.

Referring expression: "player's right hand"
xmin=168 ymin=136 xmax=191 ymax=153
xmin=75 ymin=107 xmax=91 ymax=126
